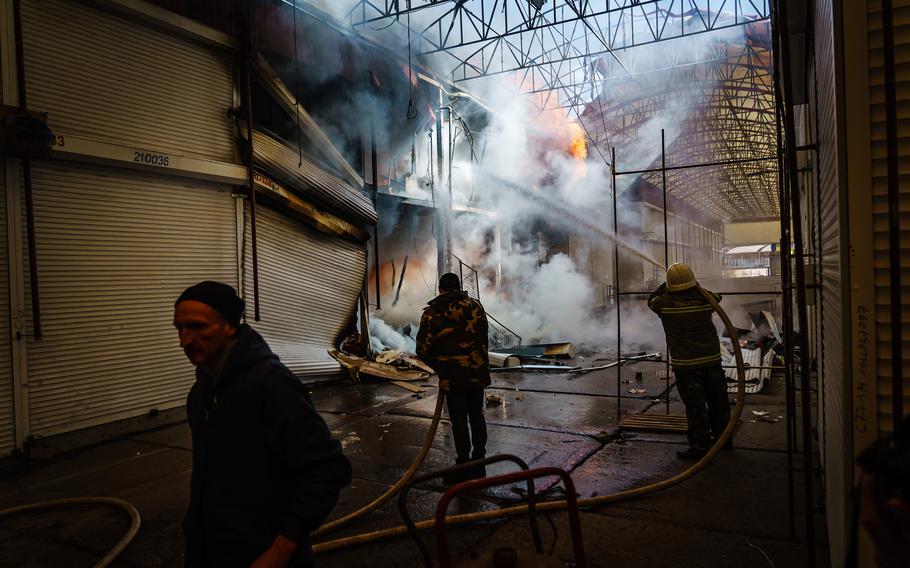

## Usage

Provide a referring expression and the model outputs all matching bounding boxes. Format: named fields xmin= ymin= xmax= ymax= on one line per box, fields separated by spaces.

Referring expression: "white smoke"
xmin=292 ymin=3 xmax=754 ymax=349
xmin=369 ymin=316 xmax=417 ymax=353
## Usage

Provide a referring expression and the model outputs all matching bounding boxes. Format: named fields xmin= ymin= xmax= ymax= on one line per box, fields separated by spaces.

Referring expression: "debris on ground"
xmin=628 ymin=388 xmax=647 ymax=394
xmin=721 ymin=310 xmax=784 ymax=394
xmin=329 ymin=349 xmax=432 ymax=382
xmin=568 ymin=352 xmax=661 ymax=376
xmin=491 ymin=361 xmax=581 ymax=372
xmin=389 ymin=380 xmax=424 ymax=393
xmin=485 ymin=393 xmax=506 ymax=406
xmin=340 ymin=432 xmax=361 ymax=450
xmin=495 ymin=342 xmax=578 ymax=359
xmin=375 ymin=349 xmax=435 ymax=374
xmin=489 ymin=352 xmax=522 ymax=368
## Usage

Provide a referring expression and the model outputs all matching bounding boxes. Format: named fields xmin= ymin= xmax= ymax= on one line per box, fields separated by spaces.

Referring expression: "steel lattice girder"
xmin=583 ymin=23 xmax=776 ymax=220
xmin=347 ymin=1 xmax=777 ymax=220
xmin=349 ymin=1 xmax=769 ymax=108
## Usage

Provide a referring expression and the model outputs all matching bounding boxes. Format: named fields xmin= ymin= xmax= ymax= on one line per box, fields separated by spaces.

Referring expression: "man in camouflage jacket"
xmin=417 ymin=272 xmax=491 ymax=483
xmin=648 ymin=263 xmax=731 ymax=461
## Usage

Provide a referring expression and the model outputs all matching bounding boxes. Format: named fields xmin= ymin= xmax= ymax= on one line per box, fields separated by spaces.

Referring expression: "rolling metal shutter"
xmin=23 ymin=163 xmax=237 ymax=438
xmin=0 ymin=165 xmax=14 ymax=456
xmin=243 ymin=204 xmax=365 ymax=380
xmin=814 ymin=0 xmax=851 ymax=560
xmin=252 ymin=130 xmax=378 ymax=227
xmin=21 ymin=0 xmax=234 ymax=162
xmin=869 ymin=0 xmax=910 ymax=434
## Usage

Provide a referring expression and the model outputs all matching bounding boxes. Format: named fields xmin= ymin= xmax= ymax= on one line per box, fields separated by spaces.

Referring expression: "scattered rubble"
xmin=722 ymin=310 xmax=784 ymax=394
xmin=328 ymin=349 xmax=432 ymax=393
xmin=495 ymin=342 xmax=578 ymax=359
xmin=340 ymin=432 xmax=361 ymax=450
xmin=568 ymin=352 xmax=661 ymax=376
xmin=485 ymin=393 xmax=506 ymax=406
xmin=489 ymin=352 xmax=522 ymax=368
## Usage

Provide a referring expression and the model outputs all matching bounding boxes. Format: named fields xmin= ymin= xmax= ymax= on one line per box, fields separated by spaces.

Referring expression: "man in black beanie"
xmin=174 ymin=281 xmax=351 ymax=568
xmin=416 ymin=273 xmax=491 ymax=484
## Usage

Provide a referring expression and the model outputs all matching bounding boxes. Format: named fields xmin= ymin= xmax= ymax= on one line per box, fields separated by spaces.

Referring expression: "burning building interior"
xmin=0 ymin=1 xmax=905 ymax=567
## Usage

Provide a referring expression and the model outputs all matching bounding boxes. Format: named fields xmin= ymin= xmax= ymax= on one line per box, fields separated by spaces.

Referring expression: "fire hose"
xmin=311 ymin=285 xmax=746 ymax=554
xmin=0 ymin=497 xmax=141 ymax=568
xmin=313 ymin=394 xmax=447 ymax=537
xmin=0 ymin=288 xmax=742 ymax=565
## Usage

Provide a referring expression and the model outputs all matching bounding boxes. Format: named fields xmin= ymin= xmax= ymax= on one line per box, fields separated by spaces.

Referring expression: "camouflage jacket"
xmin=416 ymin=290 xmax=491 ymax=393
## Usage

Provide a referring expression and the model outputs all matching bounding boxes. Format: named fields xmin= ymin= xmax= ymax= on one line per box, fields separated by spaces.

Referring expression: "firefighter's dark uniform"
xmin=648 ymin=283 xmax=730 ymax=452
xmin=416 ymin=290 xmax=491 ymax=463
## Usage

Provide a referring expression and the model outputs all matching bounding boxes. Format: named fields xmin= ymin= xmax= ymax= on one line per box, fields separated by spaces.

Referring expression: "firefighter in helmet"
xmin=648 ymin=263 xmax=731 ymax=460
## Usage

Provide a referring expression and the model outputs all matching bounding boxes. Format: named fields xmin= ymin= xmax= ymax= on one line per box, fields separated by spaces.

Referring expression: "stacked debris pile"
xmin=720 ymin=310 xmax=784 ymax=393
xmin=489 ymin=343 xmax=580 ymax=372
xmin=329 ymin=349 xmax=434 ymax=393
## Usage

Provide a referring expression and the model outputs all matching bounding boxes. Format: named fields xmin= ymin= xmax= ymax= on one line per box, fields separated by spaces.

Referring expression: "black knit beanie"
xmin=175 ymin=281 xmax=245 ymax=326
xmin=439 ymin=272 xmax=461 ymax=292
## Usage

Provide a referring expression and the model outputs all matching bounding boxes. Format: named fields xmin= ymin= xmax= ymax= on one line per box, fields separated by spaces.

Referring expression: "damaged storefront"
xmin=0 ymin=0 xmax=377 ymax=455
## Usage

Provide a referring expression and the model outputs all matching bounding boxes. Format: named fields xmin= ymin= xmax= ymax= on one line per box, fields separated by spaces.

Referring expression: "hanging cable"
xmin=292 ymin=0 xmax=303 ymax=166
xmin=406 ymin=10 xmax=418 ymax=120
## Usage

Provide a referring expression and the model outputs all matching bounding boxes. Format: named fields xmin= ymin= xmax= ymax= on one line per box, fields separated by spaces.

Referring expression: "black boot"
xmin=443 ymin=467 xmax=467 ymax=485
xmin=443 ymin=459 xmax=471 ymax=485
xmin=466 ymin=464 xmax=486 ymax=480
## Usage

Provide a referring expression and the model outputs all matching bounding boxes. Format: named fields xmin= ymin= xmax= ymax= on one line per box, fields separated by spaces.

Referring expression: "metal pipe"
xmin=661 ymin=129 xmax=670 ymax=413
xmin=612 ymin=146 xmax=622 ymax=417
xmin=392 ymin=255 xmax=408 ymax=307
xmin=242 ymin=27 xmax=260 ymax=321
xmin=12 ymin=0 xmax=41 ymax=339
xmin=447 ymin=106 xmax=454 ymax=274
xmin=776 ymin=0 xmax=816 ymax=558
xmin=769 ymin=0 xmax=797 ymax=540
xmin=616 ymin=290 xmax=784 ymax=296
xmin=881 ymin=0 xmax=904 ymax=426
xmin=435 ymin=89 xmax=445 ymax=278
xmin=371 ymin=113 xmax=381 ymax=310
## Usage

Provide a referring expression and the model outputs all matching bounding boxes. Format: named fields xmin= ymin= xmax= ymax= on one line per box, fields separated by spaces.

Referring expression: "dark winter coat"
xmin=416 ymin=290 xmax=491 ymax=393
xmin=647 ymin=283 xmax=723 ymax=370
xmin=184 ymin=324 xmax=352 ymax=568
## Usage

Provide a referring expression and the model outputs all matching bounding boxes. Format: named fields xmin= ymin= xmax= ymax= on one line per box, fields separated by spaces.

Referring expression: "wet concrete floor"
xmin=0 ymin=359 xmax=828 ymax=567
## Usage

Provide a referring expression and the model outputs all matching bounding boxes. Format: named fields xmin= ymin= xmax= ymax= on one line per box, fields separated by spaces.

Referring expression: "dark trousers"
xmin=674 ymin=364 xmax=731 ymax=450
xmin=446 ymin=388 xmax=487 ymax=463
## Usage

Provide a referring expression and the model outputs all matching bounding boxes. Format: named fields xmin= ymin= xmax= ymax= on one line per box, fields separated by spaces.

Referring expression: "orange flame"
xmin=569 ymin=123 xmax=587 ymax=160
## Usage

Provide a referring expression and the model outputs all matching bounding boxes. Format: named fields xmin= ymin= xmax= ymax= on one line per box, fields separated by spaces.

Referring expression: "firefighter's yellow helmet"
xmin=666 ymin=263 xmax=697 ymax=292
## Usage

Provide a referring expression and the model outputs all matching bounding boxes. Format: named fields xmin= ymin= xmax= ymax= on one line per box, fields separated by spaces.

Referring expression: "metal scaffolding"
xmin=343 ymin=0 xmax=813 ymax=562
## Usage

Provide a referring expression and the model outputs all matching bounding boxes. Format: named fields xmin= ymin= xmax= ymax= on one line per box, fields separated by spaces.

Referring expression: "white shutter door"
xmin=21 ymin=0 xmax=235 ymax=162
xmin=243 ymin=204 xmax=365 ymax=380
xmin=24 ymin=163 xmax=237 ymax=438
xmin=815 ymin=0 xmax=850 ymax=559
xmin=0 ymin=165 xmax=14 ymax=456
xmin=869 ymin=0 xmax=910 ymax=434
